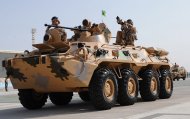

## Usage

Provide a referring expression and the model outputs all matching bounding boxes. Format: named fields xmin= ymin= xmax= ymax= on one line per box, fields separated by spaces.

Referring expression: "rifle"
xmin=44 ymin=24 xmax=88 ymax=31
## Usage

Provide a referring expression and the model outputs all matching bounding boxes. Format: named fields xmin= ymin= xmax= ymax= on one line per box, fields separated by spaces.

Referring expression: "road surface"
xmin=0 ymin=79 xmax=190 ymax=119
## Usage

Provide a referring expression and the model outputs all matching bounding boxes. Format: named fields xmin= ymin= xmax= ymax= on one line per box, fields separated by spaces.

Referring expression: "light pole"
xmin=31 ymin=28 xmax=36 ymax=50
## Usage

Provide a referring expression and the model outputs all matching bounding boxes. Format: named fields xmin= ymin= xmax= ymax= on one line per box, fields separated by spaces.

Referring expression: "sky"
xmin=0 ymin=0 xmax=190 ymax=71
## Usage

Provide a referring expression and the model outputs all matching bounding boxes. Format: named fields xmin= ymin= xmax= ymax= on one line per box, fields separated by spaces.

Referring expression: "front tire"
xmin=49 ymin=92 xmax=73 ymax=106
xmin=177 ymin=77 xmax=179 ymax=81
xmin=139 ymin=69 xmax=160 ymax=101
xmin=159 ymin=69 xmax=173 ymax=99
xmin=117 ymin=68 xmax=138 ymax=105
xmin=18 ymin=89 xmax=48 ymax=110
xmin=78 ymin=91 xmax=90 ymax=102
xmin=183 ymin=77 xmax=186 ymax=80
xmin=89 ymin=68 xmax=118 ymax=110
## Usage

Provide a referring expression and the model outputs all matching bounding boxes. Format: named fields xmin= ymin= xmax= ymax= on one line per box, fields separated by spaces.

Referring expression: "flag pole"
xmin=101 ymin=10 xmax=106 ymax=23
xmin=101 ymin=10 xmax=103 ymax=23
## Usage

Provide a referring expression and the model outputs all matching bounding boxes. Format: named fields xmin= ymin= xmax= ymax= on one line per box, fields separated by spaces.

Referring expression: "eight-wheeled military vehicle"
xmin=171 ymin=64 xmax=187 ymax=81
xmin=2 ymin=22 xmax=173 ymax=110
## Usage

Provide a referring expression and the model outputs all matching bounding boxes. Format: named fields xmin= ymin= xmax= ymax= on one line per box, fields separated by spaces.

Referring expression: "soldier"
xmin=116 ymin=16 xmax=137 ymax=46
xmin=3 ymin=64 xmax=11 ymax=92
xmin=71 ymin=19 xmax=92 ymax=41
xmin=46 ymin=16 xmax=67 ymax=42
xmin=4 ymin=71 xmax=10 ymax=92
xmin=82 ymin=19 xmax=91 ymax=29
xmin=82 ymin=19 xmax=105 ymax=35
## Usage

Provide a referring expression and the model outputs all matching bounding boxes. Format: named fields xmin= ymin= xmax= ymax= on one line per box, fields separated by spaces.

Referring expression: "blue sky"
xmin=0 ymin=0 xmax=190 ymax=70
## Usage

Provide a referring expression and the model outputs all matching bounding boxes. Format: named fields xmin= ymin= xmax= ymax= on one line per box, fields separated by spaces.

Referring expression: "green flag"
xmin=102 ymin=10 xmax=106 ymax=17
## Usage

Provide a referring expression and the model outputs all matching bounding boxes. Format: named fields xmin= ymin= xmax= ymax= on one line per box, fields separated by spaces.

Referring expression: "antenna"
xmin=31 ymin=28 xmax=36 ymax=50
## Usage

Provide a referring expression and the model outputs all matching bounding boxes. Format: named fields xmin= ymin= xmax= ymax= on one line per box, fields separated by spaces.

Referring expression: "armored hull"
xmin=2 ymin=25 xmax=173 ymax=110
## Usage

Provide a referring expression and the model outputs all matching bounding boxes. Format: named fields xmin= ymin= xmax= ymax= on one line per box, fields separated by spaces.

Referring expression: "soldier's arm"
xmin=132 ymin=27 xmax=137 ymax=33
xmin=116 ymin=16 xmax=124 ymax=25
xmin=62 ymin=30 xmax=67 ymax=41
xmin=45 ymin=26 xmax=51 ymax=33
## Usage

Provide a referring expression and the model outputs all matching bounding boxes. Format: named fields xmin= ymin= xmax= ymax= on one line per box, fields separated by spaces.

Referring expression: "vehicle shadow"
xmin=0 ymin=97 xmax=159 ymax=119
xmin=0 ymin=100 xmax=98 ymax=119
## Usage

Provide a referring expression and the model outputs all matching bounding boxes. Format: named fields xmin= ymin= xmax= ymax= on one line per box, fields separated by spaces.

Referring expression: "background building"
xmin=0 ymin=51 xmax=22 ymax=90
xmin=0 ymin=50 xmax=22 ymax=77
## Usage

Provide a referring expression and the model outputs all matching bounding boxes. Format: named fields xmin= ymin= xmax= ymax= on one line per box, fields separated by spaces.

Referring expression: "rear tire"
xmin=139 ymin=69 xmax=160 ymax=101
xmin=89 ymin=68 xmax=118 ymax=110
xmin=159 ymin=69 xmax=173 ymax=99
xmin=49 ymin=92 xmax=73 ymax=105
xmin=18 ymin=89 xmax=48 ymax=110
xmin=78 ymin=91 xmax=90 ymax=102
xmin=117 ymin=68 xmax=138 ymax=105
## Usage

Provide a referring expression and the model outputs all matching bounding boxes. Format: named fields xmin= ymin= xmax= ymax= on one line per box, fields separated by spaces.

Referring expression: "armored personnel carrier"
xmin=171 ymin=64 xmax=187 ymax=81
xmin=2 ymin=23 xmax=173 ymax=110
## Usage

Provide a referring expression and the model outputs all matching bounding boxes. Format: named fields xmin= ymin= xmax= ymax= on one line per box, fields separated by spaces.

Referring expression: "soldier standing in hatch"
xmin=46 ymin=16 xmax=67 ymax=41
xmin=81 ymin=19 xmax=92 ymax=29
xmin=116 ymin=16 xmax=138 ymax=46
xmin=71 ymin=19 xmax=92 ymax=41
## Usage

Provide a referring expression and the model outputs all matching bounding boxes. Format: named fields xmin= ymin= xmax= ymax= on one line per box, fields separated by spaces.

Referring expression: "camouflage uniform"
xmin=71 ymin=19 xmax=91 ymax=41
xmin=121 ymin=19 xmax=137 ymax=46
xmin=82 ymin=19 xmax=91 ymax=29
xmin=116 ymin=17 xmax=137 ymax=46
xmin=46 ymin=16 xmax=67 ymax=42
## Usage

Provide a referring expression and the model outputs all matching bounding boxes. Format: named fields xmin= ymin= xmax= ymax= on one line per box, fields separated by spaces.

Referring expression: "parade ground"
xmin=0 ymin=79 xmax=189 ymax=119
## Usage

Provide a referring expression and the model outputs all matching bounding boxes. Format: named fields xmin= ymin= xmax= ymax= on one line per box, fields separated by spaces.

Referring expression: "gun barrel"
xmin=44 ymin=24 xmax=88 ymax=31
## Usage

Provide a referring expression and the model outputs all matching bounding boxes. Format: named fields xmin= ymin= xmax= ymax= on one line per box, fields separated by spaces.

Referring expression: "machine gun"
xmin=44 ymin=24 xmax=89 ymax=31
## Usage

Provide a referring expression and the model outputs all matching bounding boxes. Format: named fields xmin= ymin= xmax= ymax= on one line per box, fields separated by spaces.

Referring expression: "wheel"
xmin=177 ymin=77 xmax=179 ymax=81
xmin=89 ymin=68 xmax=118 ymax=110
xmin=18 ymin=89 xmax=48 ymax=110
xmin=183 ymin=77 xmax=186 ymax=80
xmin=78 ymin=91 xmax=90 ymax=102
xmin=159 ymin=69 xmax=173 ymax=99
xmin=117 ymin=68 xmax=138 ymax=105
xmin=139 ymin=69 xmax=160 ymax=101
xmin=49 ymin=92 xmax=73 ymax=105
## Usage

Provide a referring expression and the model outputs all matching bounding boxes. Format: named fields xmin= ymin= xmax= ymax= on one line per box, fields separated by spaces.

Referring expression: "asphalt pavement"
xmin=0 ymin=79 xmax=190 ymax=119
